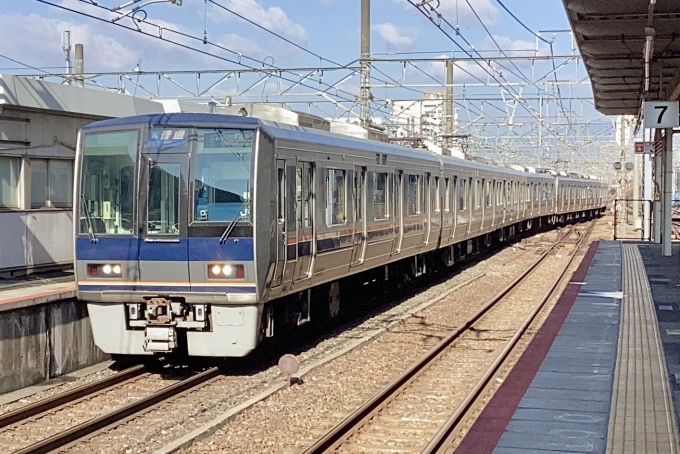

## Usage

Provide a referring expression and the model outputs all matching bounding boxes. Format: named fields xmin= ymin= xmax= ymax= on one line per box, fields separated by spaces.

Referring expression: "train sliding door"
xmin=294 ymin=161 xmax=315 ymax=282
xmin=138 ymin=150 xmax=190 ymax=287
xmin=272 ymin=159 xmax=286 ymax=287
xmin=351 ymin=166 xmax=366 ymax=266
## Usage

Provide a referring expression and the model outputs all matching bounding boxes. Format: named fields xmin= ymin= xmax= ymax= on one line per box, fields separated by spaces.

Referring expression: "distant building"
xmin=389 ymin=92 xmax=458 ymax=143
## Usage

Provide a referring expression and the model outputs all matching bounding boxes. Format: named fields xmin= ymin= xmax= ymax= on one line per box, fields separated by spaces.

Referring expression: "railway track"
xmin=302 ymin=220 xmax=595 ymax=454
xmin=0 ymin=363 xmax=221 ymax=454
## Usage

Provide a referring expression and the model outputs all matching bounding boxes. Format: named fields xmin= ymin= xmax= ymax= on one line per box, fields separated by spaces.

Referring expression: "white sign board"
xmin=643 ymin=101 xmax=679 ymax=129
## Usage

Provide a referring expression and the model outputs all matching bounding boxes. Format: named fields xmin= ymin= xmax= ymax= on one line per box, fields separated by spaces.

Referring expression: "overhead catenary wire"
xmin=406 ymin=0 xmax=588 ymax=161
xmin=36 ymin=0 xmax=366 ymax=108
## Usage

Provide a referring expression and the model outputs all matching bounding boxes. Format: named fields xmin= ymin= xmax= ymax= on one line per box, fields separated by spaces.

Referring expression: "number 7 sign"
xmin=643 ymin=101 xmax=679 ymax=128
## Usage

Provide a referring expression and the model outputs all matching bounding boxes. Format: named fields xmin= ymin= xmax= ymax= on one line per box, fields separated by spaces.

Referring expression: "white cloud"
xmin=485 ymin=35 xmax=538 ymax=54
xmin=208 ymin=0 xmax=308 ymax=42
xmin=373 ymin=23 xmax=418 ymax=50
xmin=0 ymin=13 xmax=135 ymax=72
xmin=392 ymin=0 xmax=500 ymax=25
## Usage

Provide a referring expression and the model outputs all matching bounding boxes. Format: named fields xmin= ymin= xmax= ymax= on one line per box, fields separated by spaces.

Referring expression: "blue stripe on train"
xmin=78 ymin=285 xmax=256 ymax=293
xmin=76 ymin=237 xmax=254 ymax=261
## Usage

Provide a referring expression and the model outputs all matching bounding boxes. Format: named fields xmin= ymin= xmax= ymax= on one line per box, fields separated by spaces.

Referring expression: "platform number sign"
xmin=643 ymin=101 xmax=679 ymax=129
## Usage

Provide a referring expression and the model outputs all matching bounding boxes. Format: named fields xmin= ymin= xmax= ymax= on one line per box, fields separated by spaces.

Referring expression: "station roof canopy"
xmin=563 ymin=0 xmax=680 ymax=116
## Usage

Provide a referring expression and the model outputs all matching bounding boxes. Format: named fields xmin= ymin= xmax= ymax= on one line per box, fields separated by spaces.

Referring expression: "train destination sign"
xmin=643 ymin=101 xmax=679 ymax=129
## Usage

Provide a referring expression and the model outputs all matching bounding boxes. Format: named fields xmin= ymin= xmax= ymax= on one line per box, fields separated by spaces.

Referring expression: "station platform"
xmin=0 ymin=274 xmax=75 ymax=313
xmin=456 ymin=240 xmax=680 ymax=454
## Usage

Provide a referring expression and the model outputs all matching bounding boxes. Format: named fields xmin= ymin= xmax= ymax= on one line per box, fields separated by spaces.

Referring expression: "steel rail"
xmin=0 ymin=364 xmax=147 ymax=429
xmin=301 ymin=223 xmax=586 ymax=454
xmin=14 ymin=366 xmax=221 ymax=454
xmin=423 ymin=219 xmax=596 ymax=453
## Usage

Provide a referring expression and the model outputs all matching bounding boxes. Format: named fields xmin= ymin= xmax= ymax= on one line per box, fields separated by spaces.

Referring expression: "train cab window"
xmin=444 ymin=178 xmax=450 ymax=213
xmin=80 ymin=130 xmax=139 ymax=235
xmin=327 ymin=169 xmax=346 ymax=226
xmin=374 ymin=172 xmax=389 ymax=220
xmin=457 ymin=178 xmax=467 ymax=211
xmin=194 ymin=128 xmax=253 ymax=222
xmin=147 ymin=162 xmax=180 ymax=235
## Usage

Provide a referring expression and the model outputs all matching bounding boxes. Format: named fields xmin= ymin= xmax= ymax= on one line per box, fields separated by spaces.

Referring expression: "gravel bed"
xmin=0 ymin=363 xmax=118 ymax=416
xmin=60 ymin=231 xmax=556 ymax=454
xmin=0 ymin=372 xmax=182 ymax=452
xmin=178 ymin=230 xmax=568 ymax=453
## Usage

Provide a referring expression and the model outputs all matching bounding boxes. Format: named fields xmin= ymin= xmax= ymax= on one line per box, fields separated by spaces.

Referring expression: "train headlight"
xmin=87 ymin=263 xmax=123 ymax=278
xmin=208 ymin=264 xmax=244 ymax=279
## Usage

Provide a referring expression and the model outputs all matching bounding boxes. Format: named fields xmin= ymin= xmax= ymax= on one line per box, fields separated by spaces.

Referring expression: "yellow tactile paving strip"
xmin=607 ymin=244 xmax=679 ymax=454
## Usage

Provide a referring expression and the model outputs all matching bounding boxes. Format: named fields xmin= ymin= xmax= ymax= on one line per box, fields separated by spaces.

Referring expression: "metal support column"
xmin=654 ymin=130 xmax=662 ymax=243
xmin=643 ymin=152 xmax=652 ymax=240
xmin=444 ymin=60 xmax=454 ymax=149
xmin=633 ymin=153 xmax=640 ymax=229
xmin=663 ymin=128 xmax=673 ymax=256
xmin=359 ymin=0 xmax=371 ymax=126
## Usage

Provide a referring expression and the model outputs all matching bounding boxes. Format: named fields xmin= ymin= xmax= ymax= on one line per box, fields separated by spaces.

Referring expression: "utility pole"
xmin=62 ymin=30 xmax=72 ymax=84
xmin=360 ymin=0 xmax=371 ymax=127
xmin=75 ymin=43 xmax=84 ymax=88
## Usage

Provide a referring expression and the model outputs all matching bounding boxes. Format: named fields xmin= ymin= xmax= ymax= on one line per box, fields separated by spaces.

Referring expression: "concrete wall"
xmin=0 ymin=299 xmax=108 ymax=394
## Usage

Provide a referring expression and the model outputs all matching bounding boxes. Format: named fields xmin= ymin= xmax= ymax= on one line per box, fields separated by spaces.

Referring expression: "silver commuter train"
xmin=74 ymin=111 xmax=606 ymax=357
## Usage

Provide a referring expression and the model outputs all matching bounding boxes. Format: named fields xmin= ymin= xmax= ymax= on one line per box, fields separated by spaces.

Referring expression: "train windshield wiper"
xmin=219 ymin=199 xmax=249 ymax=245
xmin=80 ymin=194 xmax=98 ymax=244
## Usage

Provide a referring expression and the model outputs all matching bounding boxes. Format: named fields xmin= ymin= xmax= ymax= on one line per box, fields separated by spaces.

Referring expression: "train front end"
xmin=75 ymin=114 xmax=265 ymax=357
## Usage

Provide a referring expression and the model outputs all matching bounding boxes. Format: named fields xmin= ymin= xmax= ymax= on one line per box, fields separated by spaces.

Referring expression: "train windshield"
xmin=193 ymin=128 xmax=253 ymax=223
xmin=79 ymin=130 xmax=138 ymax=235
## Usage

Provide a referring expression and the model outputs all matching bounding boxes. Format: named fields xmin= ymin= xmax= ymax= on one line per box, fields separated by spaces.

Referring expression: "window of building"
xmin=0 ymin=157 xmax=20 ymax=209
xmin=407 ymin=174 xmax=419 ymax=216
xmin=327 ymin=169 xmax=346 ymax=226
xmin=30 ymin=159 xmax=73 ymax=209
xmin=374 ymin=172 xmax=388 ymax=220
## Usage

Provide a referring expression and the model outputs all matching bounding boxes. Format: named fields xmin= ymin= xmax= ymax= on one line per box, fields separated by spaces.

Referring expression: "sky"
xmin=0 ymin=0 xmax=577 ymax=79
xmin=1 ymin=0 xmax=614 ymax=174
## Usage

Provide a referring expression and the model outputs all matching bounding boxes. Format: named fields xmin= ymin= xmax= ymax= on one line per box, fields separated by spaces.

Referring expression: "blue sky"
xmin=1 ymin=0 xmax=577 ymax=76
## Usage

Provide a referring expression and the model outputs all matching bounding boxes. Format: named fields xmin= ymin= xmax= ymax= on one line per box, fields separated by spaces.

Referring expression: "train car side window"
xmin=327 ymin=168 xmax=346 ymax=226
xmin=407 ymin=174 xmax=419 ymax=216
xmin=474 ymin=179 xmax=480 ymax=210
xmin=277 ymin=167 xmax=285 ymax=224
xmin=457 ymin=178 xmax=467 ymax=211
xmin=374 ymin=172 xmax=389 ymax=220
xmin=444 ymin=178 xmax=450 ymax=213
xmin=434 ymin=177 xmax=441 ymax=213
xmin=485 ymin=179 xmax=492 ymax=208
xmin=354 ymin=167 xmax=364 ymax=222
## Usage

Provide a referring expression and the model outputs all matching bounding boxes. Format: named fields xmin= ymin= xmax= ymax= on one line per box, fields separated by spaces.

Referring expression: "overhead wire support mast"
xmin=360 ymin=0 xmax=372 ymax=127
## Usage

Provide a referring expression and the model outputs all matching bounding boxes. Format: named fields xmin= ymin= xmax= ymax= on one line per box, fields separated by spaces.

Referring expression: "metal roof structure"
xmin=0 ymin=74 xmax=164 ymax=117
xmin=563 ymin=0 xmax=680 ymax=116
